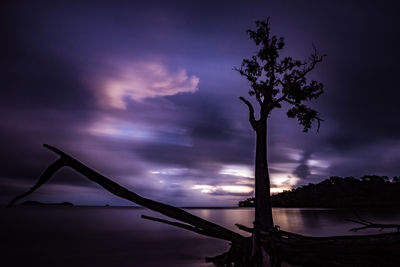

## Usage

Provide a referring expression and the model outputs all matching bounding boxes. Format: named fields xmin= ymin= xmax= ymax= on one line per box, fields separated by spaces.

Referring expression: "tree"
xmin=236 ymin=18 xmax=325 ymax=234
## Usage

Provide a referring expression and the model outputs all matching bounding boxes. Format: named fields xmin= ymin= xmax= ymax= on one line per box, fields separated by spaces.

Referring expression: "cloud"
xmin=88 ymin=115 xmax=192 ymax=146
xmin=219 ymin=164 xmax=253 ymax=178
xmin=95 ymin=61 xmax=199 ymax=109
xmin=191 ymin=184 xmax=253 ymax=196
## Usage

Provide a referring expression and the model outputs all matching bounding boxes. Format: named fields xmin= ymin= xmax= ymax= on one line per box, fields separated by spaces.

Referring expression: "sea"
xmin=2 ymin=206 xmax=400 ymax=267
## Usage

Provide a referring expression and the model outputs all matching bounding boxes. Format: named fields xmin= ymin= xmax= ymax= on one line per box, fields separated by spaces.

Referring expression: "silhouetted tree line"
xmin=239 ymin=175 xmax=400 ymax=208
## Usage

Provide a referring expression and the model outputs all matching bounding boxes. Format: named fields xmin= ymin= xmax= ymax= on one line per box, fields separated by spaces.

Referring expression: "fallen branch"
xmin=348 ymin=218 xmax=400 ymax=232
xmin=141 ymin=214 xmax=231 ymax=240
xmin=7 ymin=144 xmax=244 ymax=244
xmin=235 ymin=223 xmax=253 ymax=233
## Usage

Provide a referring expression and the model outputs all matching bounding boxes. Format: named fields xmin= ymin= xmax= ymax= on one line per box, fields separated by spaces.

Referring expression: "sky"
xmin=1 ymin=0 xmax=400 ymax=206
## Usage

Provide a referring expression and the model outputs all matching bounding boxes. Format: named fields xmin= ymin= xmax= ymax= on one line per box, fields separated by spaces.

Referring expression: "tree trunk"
xmin=252 ymin=118 xmax=279 ymax=267
xmin=254 ymin=118 xmax=274 ymax=232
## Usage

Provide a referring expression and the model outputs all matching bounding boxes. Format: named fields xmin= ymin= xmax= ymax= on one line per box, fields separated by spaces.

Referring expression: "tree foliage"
xmin=237 ymin=18 xmax=326 ymax=131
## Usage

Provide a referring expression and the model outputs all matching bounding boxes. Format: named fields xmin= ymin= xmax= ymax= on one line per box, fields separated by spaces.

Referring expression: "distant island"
xmin=20 ymin=200 xmax=74 ymax=206
xmin=239 ymin=175 xmax=400 ymax=208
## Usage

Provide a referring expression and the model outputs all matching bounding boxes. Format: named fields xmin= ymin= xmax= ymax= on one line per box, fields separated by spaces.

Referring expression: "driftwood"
xmin=347 ymin=216 xmax=400 ymax=232
xmin=8 ymin=144 xmax=400 ymax=266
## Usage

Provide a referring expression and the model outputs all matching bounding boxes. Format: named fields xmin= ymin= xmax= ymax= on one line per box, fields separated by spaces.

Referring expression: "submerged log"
xmin=7 ymin=144 xmax=400 ymax=267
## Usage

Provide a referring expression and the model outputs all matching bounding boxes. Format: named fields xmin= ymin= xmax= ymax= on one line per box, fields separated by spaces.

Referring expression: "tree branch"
xmin=283 ymin=97 xmax=296 ymax=105
xmin=141 ymin=215 xmax=232 ymax=241
xmin=239 ymin=96 xmax=258 ymax=129
xmin=347 ymin=218 xmax=400 ymax=232
xmin=7 ymin=158 xmax=67 ymax=207
xmin=235 ymin=223 xmax=253 ymax=233
xmin=273 ymin=93 xmax=298 ymax=107
xmin=316 ymin=116 xmax=323 ymax=132
xmin=302 ymin=44 xmax=326 ymax=77
xmin=8 ymin=144 xmax=245 ymax=244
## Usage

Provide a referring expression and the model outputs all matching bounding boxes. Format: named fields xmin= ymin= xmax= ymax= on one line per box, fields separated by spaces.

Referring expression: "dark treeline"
xmin=20 ymin=200 xmax=74 ymax=206
xmin=239 ymin=175 xmax=400 ymax=208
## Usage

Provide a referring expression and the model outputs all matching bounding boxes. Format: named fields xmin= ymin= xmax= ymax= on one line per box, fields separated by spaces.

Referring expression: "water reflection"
xmin=273 ymin=209 xmax=307 ymax=232
xmin=2 ymin=206 xmax=400 ymax=266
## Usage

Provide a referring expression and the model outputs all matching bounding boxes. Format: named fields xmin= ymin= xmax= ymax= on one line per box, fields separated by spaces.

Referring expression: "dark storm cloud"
xmin=1 ymin=4 xmax=96 ymax=111
xmin=133 ymin=136 xmax=252 ymax=170
xmin=302 ymin=2 xmax=400 ymax=153
xmin=183 ymin=98 xmax=236 ymax=141
xmin=1 ymin=1 xmax=99 ymax=191
xmin=1 ymin=50 xmax=95 ymax=111
xmin=293 ymin=164 xmax=311 ymax=181
xmin=291 ymin=151 xmax=313 ymax=181
xmin=0 ymin=110 xmax=87 ymax=177
xmin=123 ymin=93 xmax=255 ymax=169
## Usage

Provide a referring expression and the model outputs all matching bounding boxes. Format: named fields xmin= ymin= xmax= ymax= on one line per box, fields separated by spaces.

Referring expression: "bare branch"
xmin=302 ymin=46 xmax=326 ymax=77
xmin=141 ymin=215 xmax=232 ymax=241
xmin=7 ymin=158 xmax=66 ymax=207
xmin=235 ymin=223 xmax=253 ymax=233
xmin=239 ymin=96 xmax=258 ymax=129
xmin=347 ymin=218 xmax=400 ymax=232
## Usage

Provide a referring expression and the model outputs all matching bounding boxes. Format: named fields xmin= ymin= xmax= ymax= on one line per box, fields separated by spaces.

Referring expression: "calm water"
xmin=2 ymin=206 xmax=400 ymax=267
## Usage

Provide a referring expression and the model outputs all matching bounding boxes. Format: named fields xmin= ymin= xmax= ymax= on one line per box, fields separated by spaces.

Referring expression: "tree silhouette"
xmin=237 ymin=18 xmax=325 ymax=234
